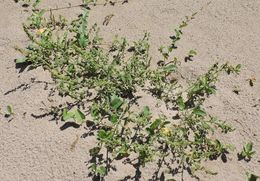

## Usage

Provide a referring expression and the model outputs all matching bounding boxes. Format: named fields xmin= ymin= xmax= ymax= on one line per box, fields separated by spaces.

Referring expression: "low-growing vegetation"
xmin=13 ymin=0 xmax=257 ymax=180
xmin=238 ymin=142 xmax=256 ymax=162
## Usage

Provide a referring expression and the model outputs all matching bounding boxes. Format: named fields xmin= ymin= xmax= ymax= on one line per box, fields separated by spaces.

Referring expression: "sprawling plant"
xmin=15 ymin=1 xmax=242 ymax=180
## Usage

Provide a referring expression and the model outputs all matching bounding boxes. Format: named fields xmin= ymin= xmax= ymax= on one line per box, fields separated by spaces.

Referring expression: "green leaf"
xmin=192 ymin=107 xmax=207 ymax=117
xmin=109 ymin=114 xmax=119 ymax=124
xmin=164 ymin=64 xmax=176 ymax=73
xmin=236 ymin=64 xmax=241 ymax=70
xmin=96 ymin=166 xmax=107 ymax=177
xmin=79 ymin=34 xmax=87 ymax=48
xmin=189 ymin=49 xmax=197 ymax=56
xmin=90 ymin=105 xmax=100 ymax=121
xmin=62 ymin=108 xmax=85 ymax=124
xmin=15 ymin=57 xmax=27 ymax=64
xmin=191 ymin=84 xmax=201 ymax=93
xmin=207 ymin=86 xmax=216 ymax=94
xmin=97 ymin=129 xmax=112 ymax=140
xmin=177 ymin=96 xmax=185 ymax=110
xmin=38 ymin=9 xmax=46 ymax=16
xmin=33 ymin=0 xmax=41 ymax=7
xmin=175 ymin=29 xmax=181 ymax=37
xmin=116 ymin=144 xmax=129 ymax=158
xmin=245 ymin=142 xmax=253 ymax=152
xmin=150 ymin=119 xmax=162 ymax=130
xmin=74 ymin=109 xmax=86 ymax=124
xmin=110 ymin=95 xmax=123 ymax=110
xmin=78 ymin=9 xmax=89 ymax=48
xmin=147 ymin=119 xmax=162 ymax=134
xmin=6 ymin=105 xmax=14 ymax=115
xmin=143 ymin=106 xmax=151 ymax=117
xmin=62 ymin=108 xmax=74 ymax=121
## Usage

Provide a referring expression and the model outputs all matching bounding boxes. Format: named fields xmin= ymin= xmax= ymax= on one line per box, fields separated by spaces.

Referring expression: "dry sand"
xmin=0 ymin=0 xmax=260 ymax=180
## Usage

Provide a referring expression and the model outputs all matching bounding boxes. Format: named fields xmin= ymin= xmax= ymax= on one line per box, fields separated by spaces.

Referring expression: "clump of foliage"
xmin=16 ymin=1 xmax=242 ymax=180
xmin=238 ymin=142 xmax=256 ymax=161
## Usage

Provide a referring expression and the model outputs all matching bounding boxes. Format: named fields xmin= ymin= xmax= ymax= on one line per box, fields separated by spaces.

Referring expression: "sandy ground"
xmin=0 ymin=0 xmax=260 ymax=180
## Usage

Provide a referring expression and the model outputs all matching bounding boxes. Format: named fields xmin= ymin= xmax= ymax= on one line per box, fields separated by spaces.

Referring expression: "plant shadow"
xmin=15 ymin=61 xmax=33 ymax=73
